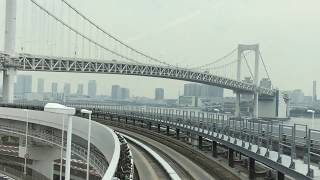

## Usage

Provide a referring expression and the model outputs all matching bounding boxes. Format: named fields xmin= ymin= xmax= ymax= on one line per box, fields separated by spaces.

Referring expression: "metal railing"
xmin=0 ymin=119 xmax=108 ymax=177
xmin=91 ymin=104 xmax=320 ymax=179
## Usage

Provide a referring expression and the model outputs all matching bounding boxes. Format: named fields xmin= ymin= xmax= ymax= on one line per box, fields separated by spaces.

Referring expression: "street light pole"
xmin=23 ymin=109 xmax=29 ymax=175
xmin=307 ymin=110 xmax=315 ymax=128
xmin=44 ymin=103 xmax=75 ymax=180
xmin=59 ymin=115 xmax=65 ymax=180
xmin=65 ymin=115 xmax=73 ymax=180
xmin=81 ymin=109 xmax=93 ymax=180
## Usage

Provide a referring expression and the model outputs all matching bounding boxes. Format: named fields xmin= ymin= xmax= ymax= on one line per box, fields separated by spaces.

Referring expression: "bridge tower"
xmin=236 ymin=44 xmax=260 ymax=119
xmin=2 ymin=0 xmax=17 ymax=103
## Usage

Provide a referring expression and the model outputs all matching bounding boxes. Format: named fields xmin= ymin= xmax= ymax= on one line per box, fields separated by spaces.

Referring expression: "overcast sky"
xmin=0 ymin=0 xmax=320 ymax=98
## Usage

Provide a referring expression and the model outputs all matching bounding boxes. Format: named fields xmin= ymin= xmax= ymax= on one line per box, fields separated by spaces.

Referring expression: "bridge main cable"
xmin=29 ymin=0 xmax=142 ymax=64
xmin=60 ymin=0 xmax=173 ymax=67
xmin=192 ymin=48 xmax=237 ymax=70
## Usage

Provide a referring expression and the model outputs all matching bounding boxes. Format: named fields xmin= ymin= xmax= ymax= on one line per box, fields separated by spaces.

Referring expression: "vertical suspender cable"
xmin=67 ymin=4 xmax=71 ymax=57
xmin=82 ymin=19 xmax=85 ymax=59
xmin=88 ymin=25 xmax=91 ymax=59
xmin=74 ymin=11 xmax=79 ymax=57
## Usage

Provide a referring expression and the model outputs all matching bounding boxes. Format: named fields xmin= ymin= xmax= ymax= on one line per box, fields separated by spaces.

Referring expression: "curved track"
xmin=128 ymin=142 xmax=170 ymax=180
xmin=118 ymin=128 xmax=205 ymax=180
xmin=111 ymin=126 xmax=218 ymax=180
xmin=96 ymin=118 xmax=242 ymax=180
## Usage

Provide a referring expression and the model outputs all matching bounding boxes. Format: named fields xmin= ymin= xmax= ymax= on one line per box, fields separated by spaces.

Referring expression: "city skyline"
xmin=6 ymin=73 xmax=319 ymax=99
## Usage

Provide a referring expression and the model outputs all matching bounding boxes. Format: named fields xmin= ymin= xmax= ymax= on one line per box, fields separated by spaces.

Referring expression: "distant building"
xmin=51 ymin=82 xmax=58 ymax=95
xmin=77 ymin=84 xmax=84 ymax=96
xmin=155 ymin=88 xmax=164 ymax=100
xmin=201 ymin=85 xmax=223 ymax=98
xmin=313 ymin=80 xmax=317 ymax=103
xmin=184 ymin=84 xmax=201 ymax=97
xmin=37 ymin=78 xmax=44 ymax=94
xmin=120 ymin=88 xmax=130 ymax=100
xmin=291 ymin=89 xmax=304 ymax=104
xmin=178 ymin=96 xmax=198 ymax=107
xmin=88 ymin=80 xmax=97 ymax=97
xmin=260 ymin=78 xmax=272 ymax=89
xmin=63 ymin=83 xmax=71 ymax=96
xmin=184 ymin=83 xmax=223 ymax=98
xmin=304 ymin=96 xmax=313 ymax=104
xmin=14 ymin=75 xmax=32 ymax=97
xmin=111 ymin=85 xmax=121 ymax=100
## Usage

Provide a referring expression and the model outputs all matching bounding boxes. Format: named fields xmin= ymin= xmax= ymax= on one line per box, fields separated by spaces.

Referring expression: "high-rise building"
xmin=201 ymin=85 xmax=223 ymax=98
xmin=51 ymin=82 xmax=58 ymax=95
xmin=63 ymin=83 xmax=71 ymax=96
xmin=291 ymin=89 xmax=304 ymax=104
xmin=155 ymin=88 xmax=164 ymax=100
xmin=88 ymin=80 xmax=97 ymax=97
xmin=14 ymin=75 xmax=32 ymax=97
xmin=260 ymin=78 xmax=272 ymax=89
xmin=184 ymin=83 xmax=201 ymax=97
xmin=313 ymin=80 xmax=317 ymax=103
xmin=120 ymin=88 xmax=130 ymax=100
xmin=37 ymin=78 xmax=44 ymax=94
xmin=77 ymin=84 xmax=84 ymax=96
xmin=184 ymin=83 xmax=223 ymax=98
xmin=111 ymin=85 xmax=121 ymax=100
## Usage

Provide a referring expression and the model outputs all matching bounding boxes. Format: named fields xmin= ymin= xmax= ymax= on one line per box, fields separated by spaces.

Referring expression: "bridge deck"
xmin=0 ymin=52 xmax=275 ymax=96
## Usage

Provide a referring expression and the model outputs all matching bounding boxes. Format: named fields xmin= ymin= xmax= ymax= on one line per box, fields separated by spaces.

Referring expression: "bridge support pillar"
xmin=191 ymin=134 xmax=198 ymax=147
xmin=187 ymin=132 xmax=191 ymax=144
xmin=249 ymin=157 xmax=255 ymax=180
xmin=157 ymin=124 xmax=161 ymax=133
xmin=228 ymin=148 xmax=234 ymax=168
xmin=198 ymin=136 xmax=203 ymax=150
xmin=176 ymin=129 xmax=180 ymax=139
xmin=133 ymin=118 xmax=135 ymax=126
xmin=2 ymin=68 xmax=16 ymax=103
xmin=235 ymin=92 xmax=241 ymax=118
xmin=212 ymin=141 xmax=217 ymax=158
xmin=253 ymin=92 xmax=259 ymax=119
xmin=3 ymin=0 xmax=17 ymax=103
xmin=19 ymin=145 xmax=60 ymax=180
xmin=148 ymin=122 xmax=152 ymax=130
xmin=125 ymin=117 xmax=128 ymax=124
xmin=277 ymin=171 xmax=284 ymax=180
xmin=166 ymin=126 xmax=170 ymax=135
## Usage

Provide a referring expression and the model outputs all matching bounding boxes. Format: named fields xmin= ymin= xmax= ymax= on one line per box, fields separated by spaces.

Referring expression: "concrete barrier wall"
xmin=0 ymin=107 xmax=120 ymax=179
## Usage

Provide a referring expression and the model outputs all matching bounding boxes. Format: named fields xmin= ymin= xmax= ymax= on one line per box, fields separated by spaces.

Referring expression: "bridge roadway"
xmin=0 ymin=52 xmax=275 ymax=96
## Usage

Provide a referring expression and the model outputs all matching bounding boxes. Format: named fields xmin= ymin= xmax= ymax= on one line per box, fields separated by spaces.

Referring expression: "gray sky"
xmin=1 ymin=0 xmax=320 ymax=98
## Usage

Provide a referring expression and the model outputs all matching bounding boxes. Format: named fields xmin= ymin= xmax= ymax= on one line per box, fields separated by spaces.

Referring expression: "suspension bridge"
xmin=0 ymin=0 xmax=285 ymax=119
xmin=0 ymin=0 xmax=315 ymax=180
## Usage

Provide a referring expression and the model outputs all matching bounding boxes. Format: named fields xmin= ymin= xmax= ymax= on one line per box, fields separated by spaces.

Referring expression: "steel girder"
xmin=0 ymin=53 xmax=275 ymax=96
